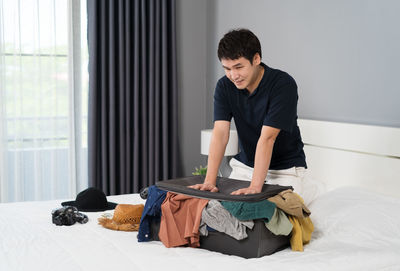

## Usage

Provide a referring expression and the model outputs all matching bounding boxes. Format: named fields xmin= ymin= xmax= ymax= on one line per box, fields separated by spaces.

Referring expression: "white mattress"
xmin=1 ymin=187 xmax=400 ymax=271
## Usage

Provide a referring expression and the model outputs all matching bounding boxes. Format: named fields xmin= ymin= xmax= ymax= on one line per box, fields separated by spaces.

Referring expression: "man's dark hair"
xmin=217 ymin=28 xmax=262 ymax=64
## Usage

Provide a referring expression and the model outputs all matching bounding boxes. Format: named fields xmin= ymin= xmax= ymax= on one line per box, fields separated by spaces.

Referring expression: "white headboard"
xmin=298 ymin=119 xmax=400 ymax=198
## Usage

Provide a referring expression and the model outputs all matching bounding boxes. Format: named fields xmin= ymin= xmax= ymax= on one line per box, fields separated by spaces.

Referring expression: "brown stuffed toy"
xmin=98 ymin=204 xmax=144 ymax=231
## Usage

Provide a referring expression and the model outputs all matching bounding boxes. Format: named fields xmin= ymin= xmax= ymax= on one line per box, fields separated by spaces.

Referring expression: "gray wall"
xmin=208 ymin=0 xmax=400 ymax=128
xmin=177 ymin=0 xmax=400 ymax=175
xmin=176 ymin=0 xmax=209 ymax=176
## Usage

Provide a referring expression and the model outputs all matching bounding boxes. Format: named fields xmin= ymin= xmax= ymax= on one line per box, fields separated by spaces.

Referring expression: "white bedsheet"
xmin=1 ymin=187 xmax=400 ymax=271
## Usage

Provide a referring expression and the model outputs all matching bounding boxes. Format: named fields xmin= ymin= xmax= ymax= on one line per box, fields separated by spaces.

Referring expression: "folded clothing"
xmin=220 ymin=200 xmax=276 ymax=221
xmin=288 ymin=215 xmax=314 ymax=251
xmin=268 ymin=189 xmax=311 ymax=218
xmin=199 ymin=200 xmax=254 ymax=240
xmin=138 ymin=186 xmax=167 ymax=242
xmin=159 ymin=192 xmax=209 ymax=248
xmin=265 ymin=208 xmax=293 ymax=236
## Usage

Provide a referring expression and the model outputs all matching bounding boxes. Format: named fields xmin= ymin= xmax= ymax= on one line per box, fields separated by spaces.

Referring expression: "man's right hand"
xmin=188 ymin=182 xmax=219 ymax=193
xmin=188 ymin=121 xmax=229 ymax=194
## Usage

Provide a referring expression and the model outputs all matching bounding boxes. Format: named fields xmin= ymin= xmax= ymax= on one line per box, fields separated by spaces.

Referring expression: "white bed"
xmin=1 ymin=119 xmax=400 ymax=271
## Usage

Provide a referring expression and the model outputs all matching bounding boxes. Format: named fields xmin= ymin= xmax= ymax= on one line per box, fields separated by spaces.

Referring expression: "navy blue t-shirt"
xmin=213 ymin=63 xmax=307 ymax=170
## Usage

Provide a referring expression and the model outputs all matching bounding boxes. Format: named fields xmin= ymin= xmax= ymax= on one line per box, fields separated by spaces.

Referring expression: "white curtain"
xmin=0 ymin=0 xmax=88 ymax=202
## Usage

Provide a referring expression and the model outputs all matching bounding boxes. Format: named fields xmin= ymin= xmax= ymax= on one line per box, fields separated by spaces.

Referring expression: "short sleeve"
xmin=213 ymin=79 xmax=232 ymax=122
xmin=263 ymin=74 xmax=298 ymax=132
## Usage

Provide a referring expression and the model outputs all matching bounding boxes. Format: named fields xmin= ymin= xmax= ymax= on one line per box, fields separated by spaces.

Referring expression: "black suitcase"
xmin=153 ymin=176 xmax=291 ymax=258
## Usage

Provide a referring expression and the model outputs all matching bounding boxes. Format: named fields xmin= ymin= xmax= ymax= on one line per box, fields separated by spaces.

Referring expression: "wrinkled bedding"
xmin=1 ymin=187 xmax=400 ymax=271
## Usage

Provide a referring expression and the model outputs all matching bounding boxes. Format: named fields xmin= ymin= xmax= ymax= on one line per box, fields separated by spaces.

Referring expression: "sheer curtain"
xmin=0 ymin=0 xmax=88 ymax=202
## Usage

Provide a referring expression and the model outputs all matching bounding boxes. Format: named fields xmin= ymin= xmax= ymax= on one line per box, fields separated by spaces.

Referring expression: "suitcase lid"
xmin=156 ymin=176 xmax=292 ymax=202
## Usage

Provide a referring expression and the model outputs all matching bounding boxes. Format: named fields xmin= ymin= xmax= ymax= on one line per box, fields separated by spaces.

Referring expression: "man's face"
xmin=221 ymin=55 xmax=261 ymax=91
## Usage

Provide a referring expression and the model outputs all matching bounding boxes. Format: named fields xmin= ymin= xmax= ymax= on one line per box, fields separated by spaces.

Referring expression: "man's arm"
xmin=231 ymin=126 xmax=280 ymax=195
xmin=189 ymin=120 xmax=230 ymax=192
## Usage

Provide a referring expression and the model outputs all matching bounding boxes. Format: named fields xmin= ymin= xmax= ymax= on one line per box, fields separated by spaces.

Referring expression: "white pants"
xmin=228 ymin=158 xmax=322 ymax=206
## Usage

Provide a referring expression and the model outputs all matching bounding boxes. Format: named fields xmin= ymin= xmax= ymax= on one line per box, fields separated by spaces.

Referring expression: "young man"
xmin=191 ymin=28 xmax=307 ymax=196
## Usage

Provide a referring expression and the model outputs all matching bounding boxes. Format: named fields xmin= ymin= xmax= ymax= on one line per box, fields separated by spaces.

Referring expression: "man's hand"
xmin=188 ymin=182 xmax=219 ymax=193
xmin=230 ymin=126 xmax=280 ymax=196
xmin=188 ymin=121 xmax=229 ymax=194
xmin=230 ymin=186 xmax=261 ymax=195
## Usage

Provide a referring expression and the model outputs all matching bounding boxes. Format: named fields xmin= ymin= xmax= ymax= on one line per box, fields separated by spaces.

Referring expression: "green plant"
xmin=192 ymin=165 xmax=207 ymax=176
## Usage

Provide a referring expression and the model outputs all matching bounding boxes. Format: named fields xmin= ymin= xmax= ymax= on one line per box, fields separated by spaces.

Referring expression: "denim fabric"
xmin=206 ymin=226 xmax=217 ymax=232
xmin=138 ymin=186 xmax=167 ymax=242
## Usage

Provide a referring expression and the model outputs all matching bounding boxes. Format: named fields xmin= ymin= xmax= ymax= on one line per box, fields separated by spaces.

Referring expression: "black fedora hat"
xmin=61 ymin=187 xmax=117 ymax=212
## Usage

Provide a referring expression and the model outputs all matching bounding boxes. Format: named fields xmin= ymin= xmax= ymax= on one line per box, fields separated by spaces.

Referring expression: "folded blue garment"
xmin=206 ymin=225 xmax=217 ymax=232
xmin=138 ymin=186 xmax=167 ymax=242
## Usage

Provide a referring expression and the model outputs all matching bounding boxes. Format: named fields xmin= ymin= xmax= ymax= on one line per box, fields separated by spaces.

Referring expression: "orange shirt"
xmin=159 ymin=192 xmax=209 ymax=248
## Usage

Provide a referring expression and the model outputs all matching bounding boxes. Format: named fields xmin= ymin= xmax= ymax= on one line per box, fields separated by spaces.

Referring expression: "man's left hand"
xmin=230 ymin=186 xmax=261 ymax=195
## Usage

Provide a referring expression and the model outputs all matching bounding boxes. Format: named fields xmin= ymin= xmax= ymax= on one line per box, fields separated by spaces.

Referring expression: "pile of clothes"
xmin=138 ymin=185 xmax=313 ymax=252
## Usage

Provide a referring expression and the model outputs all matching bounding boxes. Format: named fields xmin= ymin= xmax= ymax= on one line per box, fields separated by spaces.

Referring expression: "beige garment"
xmin=265 ymin=208 xmax=293 ymax=236
xmin=267 ymin=189 xmax=311 ymax=218
xmin=228 ymin=158 xmax=306 ymax=198
xmin=159 ymin=192 xmax=209 ymax=248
